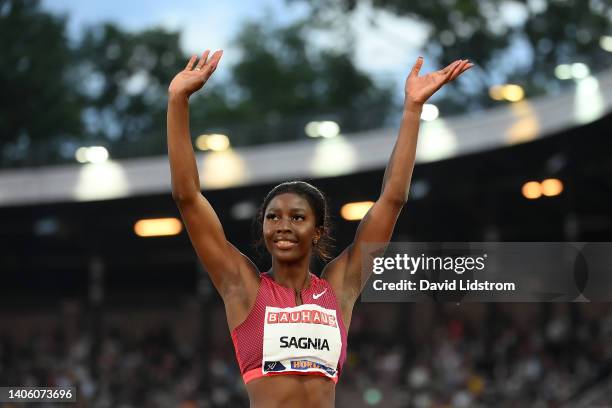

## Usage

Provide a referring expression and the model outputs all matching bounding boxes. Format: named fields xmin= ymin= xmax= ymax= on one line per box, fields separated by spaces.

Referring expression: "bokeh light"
xmin=421 ymin=104 xmax=439 ymax=121
xmin=134 ymin=218 xmax=182 ymax=237
xmin=522 ymin=181 xmax=542 ymax=199
xmin=341 ymin=201 xmax=374 ymax=221
xmin=541 ymin=178 xmax=563 ymax=197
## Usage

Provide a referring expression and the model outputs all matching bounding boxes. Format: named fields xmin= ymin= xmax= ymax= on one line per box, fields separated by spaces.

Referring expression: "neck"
xmin=269 ymin=256 xmax=312 ymax=291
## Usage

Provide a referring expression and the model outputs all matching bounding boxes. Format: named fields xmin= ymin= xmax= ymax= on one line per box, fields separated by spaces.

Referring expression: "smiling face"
xmin=263 ymin=193 xmax=321 ymax=262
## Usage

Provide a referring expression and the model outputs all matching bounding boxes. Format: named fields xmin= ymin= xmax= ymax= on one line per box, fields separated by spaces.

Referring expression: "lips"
xmin=273 ymin=238 xmax=298 ymax=250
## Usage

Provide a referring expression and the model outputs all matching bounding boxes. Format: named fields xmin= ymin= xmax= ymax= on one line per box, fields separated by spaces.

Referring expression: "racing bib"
xmin=262 ymin=304 xmax=342 ymax=378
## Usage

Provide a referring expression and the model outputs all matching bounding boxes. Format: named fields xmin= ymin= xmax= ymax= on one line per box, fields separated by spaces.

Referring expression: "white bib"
xmin=262 ymin=304 xmax=342 ymax=378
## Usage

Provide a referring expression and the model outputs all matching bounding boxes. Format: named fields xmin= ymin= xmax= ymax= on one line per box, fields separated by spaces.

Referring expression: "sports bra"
xmin=231 ymin=272 xmax=348 ymax=384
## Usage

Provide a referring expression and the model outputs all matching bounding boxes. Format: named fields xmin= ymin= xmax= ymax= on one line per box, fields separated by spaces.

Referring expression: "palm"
xmin=405 ymin=58 xmax=473 ymax=104
xmin=168 ymin=50 xmax=223 ymax=97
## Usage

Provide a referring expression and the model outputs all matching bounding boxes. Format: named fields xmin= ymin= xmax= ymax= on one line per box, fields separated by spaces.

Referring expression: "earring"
xmin=313 ymin=238 xmax=318 ymax=245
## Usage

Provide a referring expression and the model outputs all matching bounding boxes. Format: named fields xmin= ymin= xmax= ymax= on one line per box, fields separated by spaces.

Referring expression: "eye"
xmin=265 ymin=213 xmax=279 ymax=220
xmin=292 ymin=215 xmax=305 ymax=221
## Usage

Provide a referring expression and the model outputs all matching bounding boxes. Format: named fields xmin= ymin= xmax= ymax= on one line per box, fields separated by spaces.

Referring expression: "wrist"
xmin=403 ymin=99 xmax=424 ymax=114
xmin=168 ymin=90 xmax=190 ymax=103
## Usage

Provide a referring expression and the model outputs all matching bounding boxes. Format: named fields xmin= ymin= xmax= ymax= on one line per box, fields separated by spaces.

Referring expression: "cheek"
xmin=299 ymin=224 xmax=317 ymax=239
xmin=262 ymin=223 xmax=273 ymax=239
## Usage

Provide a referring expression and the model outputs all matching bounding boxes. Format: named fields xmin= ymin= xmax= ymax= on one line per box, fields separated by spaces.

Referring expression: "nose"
xmin=276 ymin=216 xmax=292 ymax=232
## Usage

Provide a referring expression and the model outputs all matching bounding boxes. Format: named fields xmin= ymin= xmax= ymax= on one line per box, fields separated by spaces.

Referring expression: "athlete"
xmin=167 ymin=49 xmax=472 ymax=407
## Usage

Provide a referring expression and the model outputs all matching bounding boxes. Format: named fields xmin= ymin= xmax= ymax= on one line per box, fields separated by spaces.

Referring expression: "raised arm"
xmin=322 ymin=57 xmax=473 ymax=310
xmin=167 ymin=50 xmax=257 ymax=302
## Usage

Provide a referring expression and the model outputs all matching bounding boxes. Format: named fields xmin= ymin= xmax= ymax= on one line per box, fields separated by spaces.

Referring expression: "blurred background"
xmin=1 ymin=0 xmax=612 ymax=406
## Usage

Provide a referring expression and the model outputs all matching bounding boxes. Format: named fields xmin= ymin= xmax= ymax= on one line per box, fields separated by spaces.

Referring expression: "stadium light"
xmin=421 ymin=104 xmax=439 ymax=121
xmin=134 ymin=218 xmax=183 ymax=237
xmin=75 ymin=147 xmax=88 ymax=163
xmin=502 ymin=85 xmax=525 ymax=102
xmin=75 ymin=146 xmax=109 ymax=164
xmin=601 ymin=36 xmax=612 ymax=52
xmin=319 ymin=121 xmax=340 ymax=138
xmin=304 ymin=120 xmax=340 ymax=138
xmin=305 ymin=121 xmax=320 ymax=138
xmin=489 ymin=84 xmax=524 ymax=102
xmin=311 ymin=136 xmax=357 ymax=177
xmin=521 ymin=179 xmax=564 ymax=200
xmin=541 ymin=178 xmax=563 ymax=197
xmin=554 ymin=64 xmax=572 ymax=80
xmin=75 ymin=161 xmax=128 ymax=201
xmin=416 ymin=120 xmax=457 ymax=162
xmin=521 ymin=181 xmax=541 ymax=200
xmin=489 ymin=85 xmax=504 ymax=101
xmin=195 ymin=133 xmax=230 ymax=151
xmin=571 ymin=63 xmax=590 ymax=80
xmin=340 ymin=201 xmax=374 ymax=221
xmin=574 ymin=76 xmax=604 ymax=124
xmin=555 ymin=63 xmax=591 ymax=81
xmin=506 ymin=100 xmax=540 ymax=144
xmin=200 ymin=150 xmax=246 ymax=189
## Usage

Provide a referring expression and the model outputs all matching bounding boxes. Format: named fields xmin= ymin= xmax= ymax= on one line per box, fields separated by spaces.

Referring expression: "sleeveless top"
xmin=231 ymin=272 xmax=348 ymax=384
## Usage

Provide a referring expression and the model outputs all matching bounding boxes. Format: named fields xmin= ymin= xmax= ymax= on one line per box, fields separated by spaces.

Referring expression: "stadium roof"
xmin=1 ymin=68 xmax=611 ymax=207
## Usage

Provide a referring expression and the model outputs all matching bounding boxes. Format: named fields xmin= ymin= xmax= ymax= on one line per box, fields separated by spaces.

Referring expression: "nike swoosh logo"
xmin=313 ymin=289 xmax=327 ymax=300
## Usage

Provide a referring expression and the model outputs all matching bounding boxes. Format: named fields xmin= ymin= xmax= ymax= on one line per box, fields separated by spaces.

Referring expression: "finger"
xmin=452 ymin=60 xmax=472 ymax=80
xmin=442 ymin=60 xmax=460 ymax=80
xmin=448 ymin=60 xmax=467 ymax=81
xmin=209 ymin=50 xmax=223 ymax=64
xmin=409 ymin=56 xmax=424 ymax=78
xmin=449 ymin=61 xmax=466 ymax=81
xmin=441 ymin=60 xmax=460 ymax=74
xmin=195 ymin=50 xmax=210 ymax=70
xmin=205 ymin=50 xmax=223 ymax=72
xmin=458 ymin=62 xmax=474 ymax=76
xmin=185 ymin=55 xmax=197 ymax=70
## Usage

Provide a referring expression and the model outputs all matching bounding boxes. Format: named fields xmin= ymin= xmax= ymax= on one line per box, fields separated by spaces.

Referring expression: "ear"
xmin=313 ymin=227 xmax=324 ymax=244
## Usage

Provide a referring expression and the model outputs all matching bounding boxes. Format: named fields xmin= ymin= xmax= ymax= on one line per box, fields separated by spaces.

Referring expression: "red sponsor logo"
xmin=267 ymin=309 xmax=337 ymax=327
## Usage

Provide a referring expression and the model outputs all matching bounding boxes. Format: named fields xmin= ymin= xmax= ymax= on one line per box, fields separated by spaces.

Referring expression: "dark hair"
xmin=252 ymin=181 xmax=334 ymax=262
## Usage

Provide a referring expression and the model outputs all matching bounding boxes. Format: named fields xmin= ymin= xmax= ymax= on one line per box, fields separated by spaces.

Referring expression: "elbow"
xmin=381 ymin=183 xmax=409 ymax=208
xmin=172 ymin=190 xmax=197 ymax=206
xmin=171 ymin=191 xmax=183 ymax=204
xmin=171 ymin=180 xmax=201 ymax=205
xmin=381 ymin=192 xmax=408 ymax=209
xmin=171 ymin=188 xmax=185 ymax=203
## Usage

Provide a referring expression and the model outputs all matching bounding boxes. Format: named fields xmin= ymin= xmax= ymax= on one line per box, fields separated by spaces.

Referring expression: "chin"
xmin=272 ymin=251 xmax=302 ymax=263
xmin=269 ymin=247 xmax=308 ymax=263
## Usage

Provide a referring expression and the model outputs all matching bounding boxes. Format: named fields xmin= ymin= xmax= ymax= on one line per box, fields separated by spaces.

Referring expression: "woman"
xmin=167 ymin=49 xmax=472 ymax=407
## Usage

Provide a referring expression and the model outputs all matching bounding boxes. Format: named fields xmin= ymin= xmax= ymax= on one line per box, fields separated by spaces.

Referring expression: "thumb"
xmin=409 ymin=56 xmax=423 ymax=78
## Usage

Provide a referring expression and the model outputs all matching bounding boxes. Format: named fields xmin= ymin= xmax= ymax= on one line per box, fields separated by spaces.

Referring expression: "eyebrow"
xmin=266 ymin=207 xmax=307 ymax=212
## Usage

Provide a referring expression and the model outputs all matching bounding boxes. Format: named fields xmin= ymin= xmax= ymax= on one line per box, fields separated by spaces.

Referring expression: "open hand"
xmin=405 ymin=57 xmax=473 ymax=105
xmin=168 ymin=50 xmax=223 ymax=97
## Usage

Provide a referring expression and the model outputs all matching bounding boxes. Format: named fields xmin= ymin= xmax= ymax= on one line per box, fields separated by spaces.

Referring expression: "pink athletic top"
xmin=231 ymin=272 xmax=348 ymax=384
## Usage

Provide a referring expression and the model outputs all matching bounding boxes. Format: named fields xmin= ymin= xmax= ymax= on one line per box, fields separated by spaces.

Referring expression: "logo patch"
xmin=313 ymin=289 xmax=327 ymax=299
xmin=264 ymin=361 xmax=286 ymax=372
xmin=290 ymin=360 xmax=337 ymax=375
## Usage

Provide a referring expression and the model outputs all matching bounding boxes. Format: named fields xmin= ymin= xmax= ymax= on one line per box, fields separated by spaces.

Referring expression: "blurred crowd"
xmin=1 ymin=299 xmax=611 ymax=408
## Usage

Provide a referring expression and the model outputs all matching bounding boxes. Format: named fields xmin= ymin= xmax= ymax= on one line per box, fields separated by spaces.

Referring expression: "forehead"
xmin=266 ymin=193 xmax=312 ymax=212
